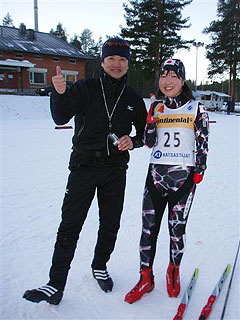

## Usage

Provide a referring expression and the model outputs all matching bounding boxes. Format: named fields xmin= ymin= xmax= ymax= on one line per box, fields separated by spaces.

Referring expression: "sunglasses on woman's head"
xmin=104 ymin=39 xmax=130 ymax=48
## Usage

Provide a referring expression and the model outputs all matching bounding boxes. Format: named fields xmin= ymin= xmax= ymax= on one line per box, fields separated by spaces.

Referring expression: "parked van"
xmin=193 ymin=90 xmax=230 ymax=111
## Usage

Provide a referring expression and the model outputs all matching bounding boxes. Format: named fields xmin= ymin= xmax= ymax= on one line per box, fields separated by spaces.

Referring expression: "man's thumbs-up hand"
xmin=52 ymin=66 xmax=66 ymax=94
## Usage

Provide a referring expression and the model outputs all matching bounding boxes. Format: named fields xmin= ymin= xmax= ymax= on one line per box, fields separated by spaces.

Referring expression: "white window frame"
xmin=28 ymin=67 xmax=47 ymax=85
xmin=61 ymin=70 xmax=78 ymax=83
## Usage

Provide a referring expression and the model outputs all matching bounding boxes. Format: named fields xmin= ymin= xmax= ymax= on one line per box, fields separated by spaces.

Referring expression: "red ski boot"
xmin=166 ymin=262 xmax=180 ymax=297
xmin=124 ymin=268 xmax=155 ymax=304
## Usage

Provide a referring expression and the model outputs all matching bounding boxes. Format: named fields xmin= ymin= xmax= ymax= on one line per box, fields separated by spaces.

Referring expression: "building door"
xmin=0 ymin=70 xmax=17 ymax=91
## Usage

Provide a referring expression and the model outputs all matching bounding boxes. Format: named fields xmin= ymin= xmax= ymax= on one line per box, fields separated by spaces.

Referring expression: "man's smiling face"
xmin=101 ymin=55 xmax=128 ymax=79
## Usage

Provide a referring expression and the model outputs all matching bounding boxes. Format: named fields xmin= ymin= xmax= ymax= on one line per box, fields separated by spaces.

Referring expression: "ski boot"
xmin=124 ymin=267 xmax=155 ymax=304
xmin=166 ymin=262 xmax=180 ymax=297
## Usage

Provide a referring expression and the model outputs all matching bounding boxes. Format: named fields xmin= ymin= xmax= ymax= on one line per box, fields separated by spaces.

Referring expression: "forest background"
xmin=2 ymin=0 xmax=240 ymax=105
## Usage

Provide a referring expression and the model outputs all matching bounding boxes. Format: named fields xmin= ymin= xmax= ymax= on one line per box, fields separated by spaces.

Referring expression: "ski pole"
xmin=220 ymin=240 xmax=240 ymax=320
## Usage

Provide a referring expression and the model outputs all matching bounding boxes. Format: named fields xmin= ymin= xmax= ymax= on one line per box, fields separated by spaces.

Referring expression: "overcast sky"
xmin=1 ymin=0 xmax=219 ymax=84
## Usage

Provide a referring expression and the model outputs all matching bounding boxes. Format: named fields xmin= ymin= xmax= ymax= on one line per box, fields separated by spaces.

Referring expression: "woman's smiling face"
xmin=159 ymin=70 xmax=185 ymax=98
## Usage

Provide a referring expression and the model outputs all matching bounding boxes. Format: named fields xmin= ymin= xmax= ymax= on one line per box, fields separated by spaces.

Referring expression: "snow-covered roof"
xmin=0 ymin=59 xmax=35 ymax=68
xmin=193 ymin=90 xmax=230 ymax=98
xmin=0 ymin=26 xmax=92 ymax=60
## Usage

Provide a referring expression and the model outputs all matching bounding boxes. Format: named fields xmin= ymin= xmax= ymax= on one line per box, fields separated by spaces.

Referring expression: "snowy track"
xmin=1 ymin=95 xmax=239 ymax=319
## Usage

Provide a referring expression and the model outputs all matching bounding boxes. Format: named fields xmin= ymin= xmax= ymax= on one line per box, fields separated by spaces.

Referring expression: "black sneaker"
xmin=23 ymin=285 xmax=63 ymax=305
xmin=92 ymin=269 xmax=114 ymax=292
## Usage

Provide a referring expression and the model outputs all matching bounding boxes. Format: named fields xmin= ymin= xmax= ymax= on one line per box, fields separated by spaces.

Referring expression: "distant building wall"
xmin=0 ymin=50 xmax=87 ymax=94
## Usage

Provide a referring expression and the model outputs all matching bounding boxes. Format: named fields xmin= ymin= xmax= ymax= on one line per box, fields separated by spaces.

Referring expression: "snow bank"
xmin=1 ymin=94 xmax=239 ymax=320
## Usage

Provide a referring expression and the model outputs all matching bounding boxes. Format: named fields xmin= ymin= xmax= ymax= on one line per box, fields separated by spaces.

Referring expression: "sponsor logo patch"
xmin=183 ymin=192 xmax=193 ymax=219
xmin=153 ymin=150 xmax=162 ymax=159
xmin=127 ymin=105 xmax=133 ymax=111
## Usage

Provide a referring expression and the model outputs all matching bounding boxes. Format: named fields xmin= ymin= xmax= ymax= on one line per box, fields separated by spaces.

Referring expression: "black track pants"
xmin=48 ymin=165 xmax=126 ymax=291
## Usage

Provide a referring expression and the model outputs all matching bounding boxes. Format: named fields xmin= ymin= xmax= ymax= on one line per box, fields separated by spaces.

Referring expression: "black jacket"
xmin=50 ymin=73 xmax=147 ymax=167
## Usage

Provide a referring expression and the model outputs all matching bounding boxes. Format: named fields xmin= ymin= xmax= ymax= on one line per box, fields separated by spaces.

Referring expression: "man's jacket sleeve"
xmin=50 ymin=82 xmax=86 ymax=125
xmin=131 ymin=98 xmax=147 ymax=149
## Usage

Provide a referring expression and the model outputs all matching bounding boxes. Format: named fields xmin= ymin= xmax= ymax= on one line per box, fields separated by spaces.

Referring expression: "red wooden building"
xmin=0 ymin=25 xmax=91 ymax=94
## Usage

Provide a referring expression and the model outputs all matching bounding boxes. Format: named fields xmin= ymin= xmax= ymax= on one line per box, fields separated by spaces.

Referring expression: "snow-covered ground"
xmin=1 ymin=94 xmax=239 ymax=320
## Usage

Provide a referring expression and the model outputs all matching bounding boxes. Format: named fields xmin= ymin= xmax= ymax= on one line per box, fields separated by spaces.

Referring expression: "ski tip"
xmin=194 ymin=268 xmax=199 ymax=279
xmin=226 ymin=264 xmax=232 ymax=275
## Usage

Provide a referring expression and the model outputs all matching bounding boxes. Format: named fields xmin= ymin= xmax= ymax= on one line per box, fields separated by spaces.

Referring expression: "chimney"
xmin=19 ymin=23 xmax=27 ymax=35
xmin=27 ymin=29 xmax=35 ymax=40
xmin=34 ymin=0 xmax=39 ymax=31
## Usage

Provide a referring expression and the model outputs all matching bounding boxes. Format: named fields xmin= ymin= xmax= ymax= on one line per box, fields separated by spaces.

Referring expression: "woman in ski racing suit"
xmin=125 ymin=58 xmax=209 ymax=304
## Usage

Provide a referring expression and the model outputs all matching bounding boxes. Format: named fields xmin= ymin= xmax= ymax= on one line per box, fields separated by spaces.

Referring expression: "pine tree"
xmin=203 ymin=0 xmax=240 ymax=107
xmin=81 ymin=30 xmax=103 ymax=78
xmin=70 ymin=34 xmax=82 ymax=50
xmin=70 ymin=29 xmax=102 ymax=56
xmin=79 ymin=29 xmax=98 ymax=55
xmin=50 ymin=23 xmax=68 ymax=42
xmin=2 ymin=12 xmax=14 ymax=27
xmin=70 ymin=29 xmax=103 ymax=78
xmin=120 ymin=0 xmax=193 ymax=91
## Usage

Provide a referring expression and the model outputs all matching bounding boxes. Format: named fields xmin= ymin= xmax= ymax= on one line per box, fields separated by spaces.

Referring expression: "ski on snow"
xmin=220 ymin=241 xmax=240 ymax=320
xmin=198 ymin=264 xmax=232 ymax=320
xmin=173 ymin=268 xmax=199 ymax=320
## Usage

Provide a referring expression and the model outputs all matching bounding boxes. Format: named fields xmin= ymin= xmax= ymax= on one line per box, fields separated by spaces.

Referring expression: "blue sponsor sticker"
xmin=153 ymin=150 xmax=162 ymax=159
xmin=187 ymin=105 xmax=193 ymax=110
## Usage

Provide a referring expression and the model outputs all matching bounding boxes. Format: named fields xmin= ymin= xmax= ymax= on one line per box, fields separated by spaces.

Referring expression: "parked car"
xmin=36 ymin=81 xmax=73 ymax=96
xmin=36 ymin=86 xmax=52 ymax=96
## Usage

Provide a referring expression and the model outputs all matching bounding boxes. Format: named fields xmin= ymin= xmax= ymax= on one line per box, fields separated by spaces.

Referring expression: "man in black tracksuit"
xmin=23 ymin=38 xmax=147 ymax=305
